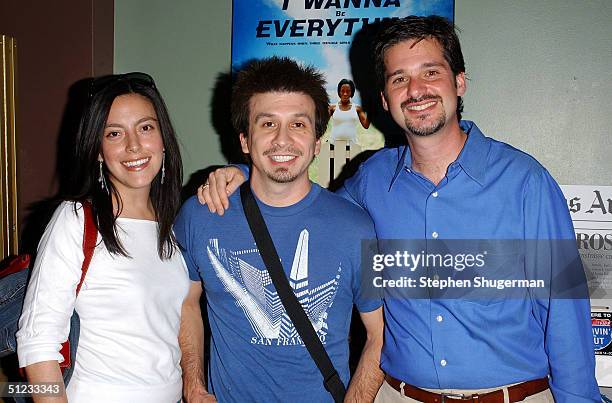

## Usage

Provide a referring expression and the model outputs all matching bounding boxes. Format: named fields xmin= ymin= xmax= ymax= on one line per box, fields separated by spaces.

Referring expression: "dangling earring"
xmin=98 ymin=160 xmax=108 ymax=193
xmin=161 ymin=150 xmax=166 ymax=184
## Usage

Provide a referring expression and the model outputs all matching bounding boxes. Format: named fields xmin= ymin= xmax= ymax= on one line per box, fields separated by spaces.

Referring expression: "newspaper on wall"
xmin=561 ymin=185 xmax=612 ymax=386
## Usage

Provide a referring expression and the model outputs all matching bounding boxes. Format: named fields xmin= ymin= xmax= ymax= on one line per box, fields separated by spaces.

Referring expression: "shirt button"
xmin=440 ymin=359 xmax=447 ymax=367
xmin=432 ymin=191 xmax=438 ymax=198
xmin=432 ymin=231 xmax=439 ymax=239
xmin=436 ymin=315 xmax=443 ymax=322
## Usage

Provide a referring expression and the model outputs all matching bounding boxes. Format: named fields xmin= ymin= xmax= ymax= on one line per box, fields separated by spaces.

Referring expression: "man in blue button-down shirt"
xmin=342 ymin=15 xmax=598 ymax=403
xmin=200 ymin=15 xmax=600 ymax=403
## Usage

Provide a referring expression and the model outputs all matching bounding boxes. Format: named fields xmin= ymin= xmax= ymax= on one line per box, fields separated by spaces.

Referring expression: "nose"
xmin=272 ymin=125 xmax=290 ymax=148
xmin=406 ymin=76 xmax=426 ymax=99
xmin=125 ymin=131 xmax=142 ymax=153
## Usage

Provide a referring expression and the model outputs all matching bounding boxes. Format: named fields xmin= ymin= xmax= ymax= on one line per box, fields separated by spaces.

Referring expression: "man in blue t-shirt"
xmin=174 ymin=57 xmax=383 ymax=403
xmin=199 ymin=16 xmax=599 ymax=403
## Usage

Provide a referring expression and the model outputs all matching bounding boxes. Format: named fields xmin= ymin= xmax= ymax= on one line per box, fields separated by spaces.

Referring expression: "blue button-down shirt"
xmin=341 ymin=121 xmax=599 ymax=402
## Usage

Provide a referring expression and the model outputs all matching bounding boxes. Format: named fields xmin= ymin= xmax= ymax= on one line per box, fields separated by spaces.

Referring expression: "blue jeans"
xmin=1 ymin=269 xmax=28 ymax=403
xmin=0 ymin=268 xmax=28 ymax=357
xmin=0 ymin=267 xmax=80 ymax=388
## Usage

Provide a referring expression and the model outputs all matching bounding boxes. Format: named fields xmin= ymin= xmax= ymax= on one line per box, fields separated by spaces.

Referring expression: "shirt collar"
xmin=388 ymin=145 xmax=409 ymax=191
xmin=456 ymin=120 xmax=489 ymax=186
xmin=388 ymin=120 xmax=490 ymax=191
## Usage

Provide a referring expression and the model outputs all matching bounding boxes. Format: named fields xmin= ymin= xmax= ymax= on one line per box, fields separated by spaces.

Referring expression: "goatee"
xmin=405 ymin=114 xmax=446 ymax=137
xmin=401 ymin=95 xmax=445 ymax=137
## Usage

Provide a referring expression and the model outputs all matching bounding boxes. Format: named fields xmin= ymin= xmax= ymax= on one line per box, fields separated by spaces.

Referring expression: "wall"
xmin=114 ymin=0 xmax=232 ymax=186
xmin=0 ymin=0 xmax=113 ymax=254
xmin=456 ymin=0 xmax=611 ymax=186
xmin=114 ymin=0 xmax=611 ymax=186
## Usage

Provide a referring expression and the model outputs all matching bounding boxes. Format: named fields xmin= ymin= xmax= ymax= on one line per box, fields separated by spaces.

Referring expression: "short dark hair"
xmin=374 ymin=15 xmax=465 ymax=120
xmin=72 ymin=73 xmax=183 ymax=259
xmin=231 ymin=57 xmax=330 ymax=139
xmin=337 ymin=78 xmax=355 ymax=97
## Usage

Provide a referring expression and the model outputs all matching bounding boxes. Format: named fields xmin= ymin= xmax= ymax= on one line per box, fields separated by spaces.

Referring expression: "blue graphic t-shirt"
xmin=174 ymin=184 xmax=381 ymax=403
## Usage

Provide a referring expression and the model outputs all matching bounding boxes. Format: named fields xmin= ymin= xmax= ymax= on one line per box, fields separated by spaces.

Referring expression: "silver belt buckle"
xmin=441 ymin=392 xmax=466 ymax=402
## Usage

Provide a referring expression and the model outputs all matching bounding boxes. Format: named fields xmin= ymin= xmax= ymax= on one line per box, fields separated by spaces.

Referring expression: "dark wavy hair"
xmin=231 ymin=57 xmax=330 ymax=139
xmin=337 ymin=78 xmax=355 ymax=97
xmin=71 ymin=74 xmax=183 ymax=259
xmin=374 ymin=15 xmax=465 ymax=121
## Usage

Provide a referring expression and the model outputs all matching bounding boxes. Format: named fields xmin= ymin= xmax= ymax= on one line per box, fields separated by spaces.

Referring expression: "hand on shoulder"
xmin=196 ymin=166 xmax=246 ymax=215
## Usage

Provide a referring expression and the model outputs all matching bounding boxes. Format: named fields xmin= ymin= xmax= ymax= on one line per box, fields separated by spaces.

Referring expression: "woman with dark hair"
xmin=328 ymin=78 xmax=370 ymax=144
xmin=16 ymin=73 xmax=189 ymax=402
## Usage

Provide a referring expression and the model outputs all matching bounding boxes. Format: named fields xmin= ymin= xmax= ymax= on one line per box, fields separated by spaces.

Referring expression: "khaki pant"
xmin=374 ymin=379 xmax=555 ymax=403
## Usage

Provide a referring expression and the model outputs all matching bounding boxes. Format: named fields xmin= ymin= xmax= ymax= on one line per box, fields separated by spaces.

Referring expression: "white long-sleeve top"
xmin=17 ymin=201 xmax=190 ymax=402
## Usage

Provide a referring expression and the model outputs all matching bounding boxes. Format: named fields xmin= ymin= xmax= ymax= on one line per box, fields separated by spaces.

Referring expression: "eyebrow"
xmin=292 ymin=112 xmax=313 ymax=124
xmin=105 ymin=116 xmax=158 ymax=128
xmin=386 ymin=62 xmax=447 ymax=80
xmin=422 ymin=62 xmax=446 ymax=69
xmin=254 ymin=112 xmax=313 ymax=124
xmin=253 ymin=112 xmax=275 ymax=122
xmin=386 ymin=69 xmax=405 ymax=80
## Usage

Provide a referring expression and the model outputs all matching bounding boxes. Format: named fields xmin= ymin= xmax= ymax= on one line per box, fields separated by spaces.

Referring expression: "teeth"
xmin=407 ymin=101 xmax=436 ymax=111
xmin=270 ymin=155 xmax=295 ymax=162
xmin=123 ymin=157 xmax=149 ymax=167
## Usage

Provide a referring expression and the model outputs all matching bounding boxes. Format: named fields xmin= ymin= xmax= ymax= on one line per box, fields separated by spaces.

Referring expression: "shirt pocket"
xmin=460 ymin=240 xmax=526 ymax=306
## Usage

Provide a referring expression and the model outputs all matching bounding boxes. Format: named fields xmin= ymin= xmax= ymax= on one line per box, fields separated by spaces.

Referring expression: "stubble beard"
xmin=262 ymin=145 xmax=304 ymax=184
xmin=401 ymin=95 xmax=446 ymax=137
xmin=405 ymin=111 xmax=446 ymax=137
xmin=265 ymin=167 xmax=298 ymax=184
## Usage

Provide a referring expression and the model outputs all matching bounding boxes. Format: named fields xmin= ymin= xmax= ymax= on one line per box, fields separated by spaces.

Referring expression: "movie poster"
xmin=232 ymin=0 xmax=455 ymax=185
xmin=561 ymin=185 xmax=612 ymax=386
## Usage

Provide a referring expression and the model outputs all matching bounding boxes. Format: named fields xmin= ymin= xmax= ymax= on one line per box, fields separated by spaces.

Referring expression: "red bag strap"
xmin=0 ymin=254 xmax=30 ymax=279
xmin=75 ymin=200 xmax=97 ymax=295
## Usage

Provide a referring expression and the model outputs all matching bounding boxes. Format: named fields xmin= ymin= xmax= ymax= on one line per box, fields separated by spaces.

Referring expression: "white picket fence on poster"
xmin=318 ymin=140 xmax=361 ymax=188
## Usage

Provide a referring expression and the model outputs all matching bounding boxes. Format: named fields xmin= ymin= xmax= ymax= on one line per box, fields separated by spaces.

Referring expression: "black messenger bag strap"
xmin=239 ymin=182 xmax=346 ymax=403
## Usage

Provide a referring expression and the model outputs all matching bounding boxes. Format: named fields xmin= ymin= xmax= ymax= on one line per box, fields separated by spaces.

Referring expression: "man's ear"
xmin=455 ymin=72 xmax=466 ymax=96
xmin=239 ymin=133 xmax=249 ymax=154
xmin=314 ymin=137 xmax=321 ymax=156
xmin=381 ymin=91 xmax=389 ymax=111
